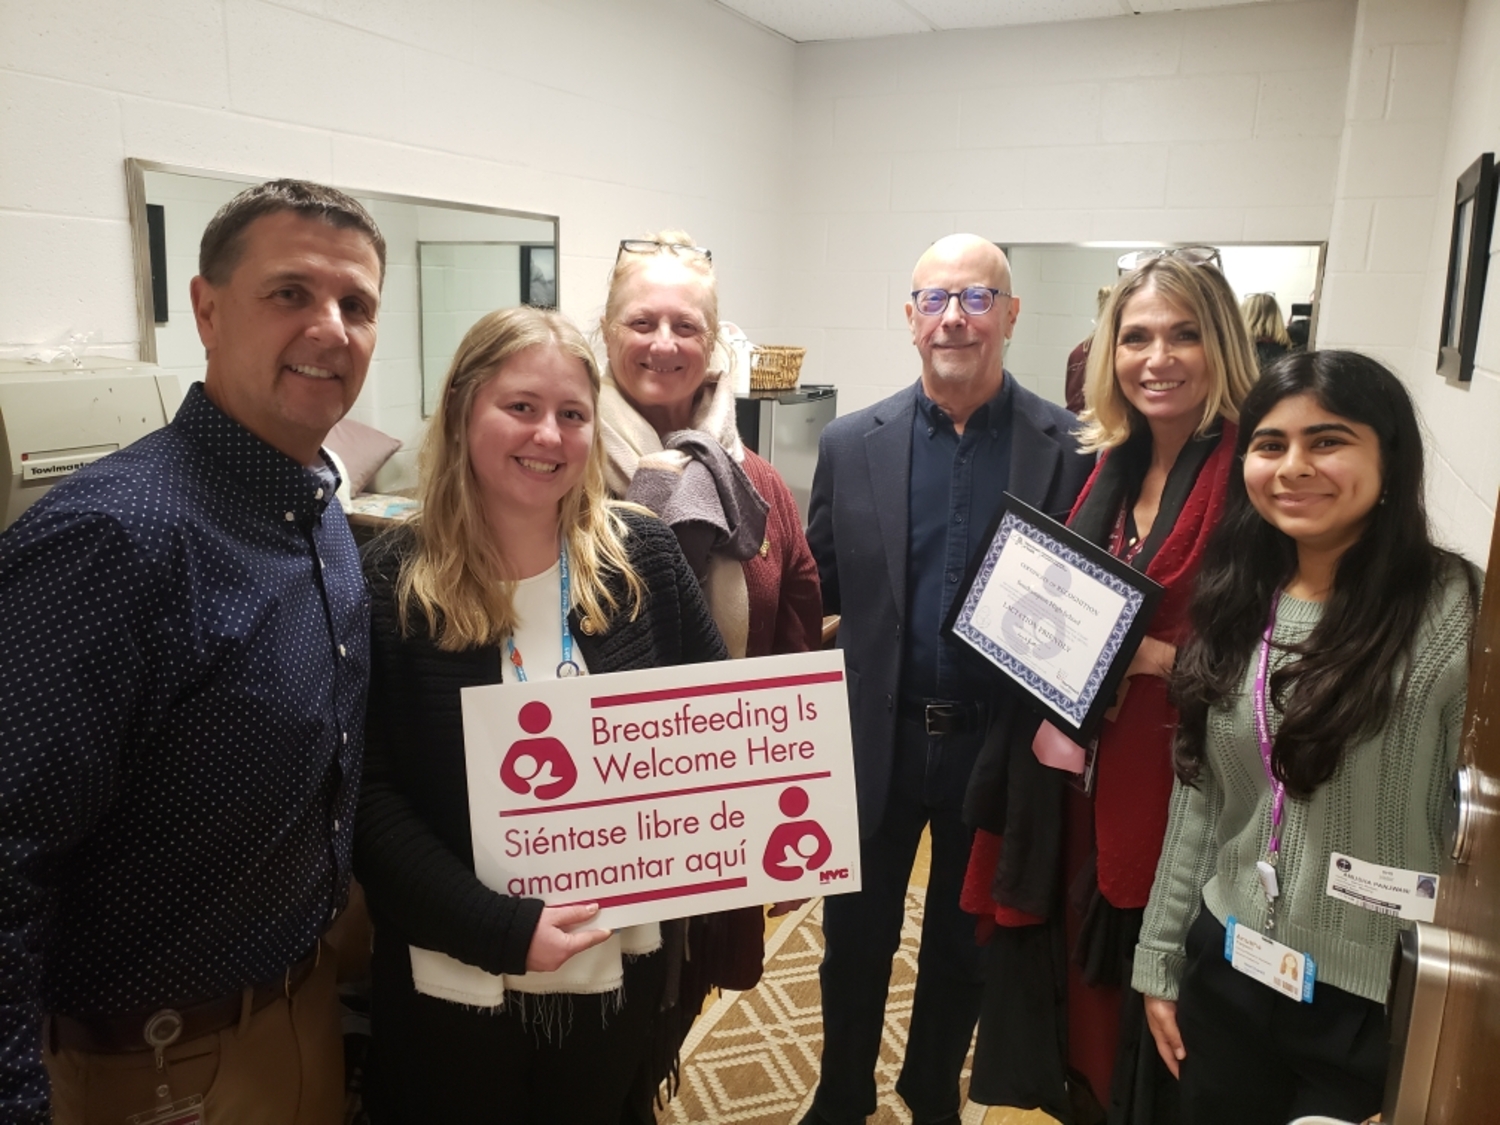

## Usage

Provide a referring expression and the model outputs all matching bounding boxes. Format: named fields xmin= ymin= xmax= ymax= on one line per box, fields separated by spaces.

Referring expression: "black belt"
xmin=49 ymin=944 xmax=322 ymax=1055
xmin=898 ymin=696 xmax=987 ymax=736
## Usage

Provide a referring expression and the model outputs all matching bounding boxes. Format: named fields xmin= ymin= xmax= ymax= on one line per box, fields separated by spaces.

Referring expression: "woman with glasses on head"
xmin=597 ymin=230 xmax=824 ymax=1113
xmin=599 ymin=232 xmax=822 ymax=662
xmin=355 ymin=307 xmax=727 ymax=1124
xmin=1136 ymin=352 xmax=1477 ymax=1124
xmin=963 ymin=250 xmax=1258 ymax=1124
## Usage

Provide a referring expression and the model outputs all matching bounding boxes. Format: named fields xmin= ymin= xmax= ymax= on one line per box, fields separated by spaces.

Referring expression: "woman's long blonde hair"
xmin=1241 ymin=292 xmax=1292 ymax=346
xmin=1078 ymin=255 xmax=1259 ymax=453
xmin=397 ymin=306 xmax=646 ymax=650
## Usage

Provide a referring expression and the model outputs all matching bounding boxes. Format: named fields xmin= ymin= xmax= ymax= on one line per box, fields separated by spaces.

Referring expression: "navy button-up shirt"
xmin=0 ymin=383 xmax=368 ymax=1117
xmin=903 ymin=376 xmax=1014 ymax=702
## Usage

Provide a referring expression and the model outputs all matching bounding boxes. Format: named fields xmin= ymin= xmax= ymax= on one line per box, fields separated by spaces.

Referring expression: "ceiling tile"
xmin=714 ymin=0 xmax=931 ymax=42
xmin=1131 ymin=0 xmax=1291 ymax=10
xmin=713 ymin=0 xmax=1288 ymax=41
xmin=905 ymin=0 xmax=1125 ymax=30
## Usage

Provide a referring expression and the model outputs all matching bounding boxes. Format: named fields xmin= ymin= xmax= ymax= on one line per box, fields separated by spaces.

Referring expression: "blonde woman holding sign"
xmin=355 ymin=307 xmax=725 ymax=1123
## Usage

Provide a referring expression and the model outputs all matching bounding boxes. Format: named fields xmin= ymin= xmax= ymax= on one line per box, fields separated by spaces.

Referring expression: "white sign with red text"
xmin=459 ymin=650 xmax=861 ymax=929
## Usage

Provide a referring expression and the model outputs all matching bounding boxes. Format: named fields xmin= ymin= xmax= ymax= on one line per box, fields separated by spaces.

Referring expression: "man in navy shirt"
xmin=804 ymin=235 xmax=1093 ymax=1124
xmin=0 ymin=180 xmax=383 ymax=1123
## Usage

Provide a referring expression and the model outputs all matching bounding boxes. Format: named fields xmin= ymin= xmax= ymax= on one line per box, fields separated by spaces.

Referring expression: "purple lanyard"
xmin=1252 ymin=595 xmax=1286 ymax=854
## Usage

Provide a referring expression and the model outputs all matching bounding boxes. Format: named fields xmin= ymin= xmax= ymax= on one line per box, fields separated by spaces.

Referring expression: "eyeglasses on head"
xmin=617 ymin=239 xmax=712 ymax=263
xmin=1115 ymin=245 xmax=1223 ymax=272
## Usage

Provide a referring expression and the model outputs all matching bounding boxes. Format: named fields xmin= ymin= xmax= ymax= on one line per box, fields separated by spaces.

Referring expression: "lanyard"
xmin=1252 ymin=592 xmax=1287 ymax=931
xmin=505 ymin=542 xmax=581 ymax=682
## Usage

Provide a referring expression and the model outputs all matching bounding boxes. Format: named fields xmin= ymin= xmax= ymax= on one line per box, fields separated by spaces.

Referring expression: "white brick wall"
xmin=768 ymin=0 xmax=1357 ymax=411
xmin=0 ymin=0 xmax=796 ymax=441
xmin=6 ymin=0 xmax=1500 ymax=557
xmin=1318 ymin=0 xmax=1500 ymax=565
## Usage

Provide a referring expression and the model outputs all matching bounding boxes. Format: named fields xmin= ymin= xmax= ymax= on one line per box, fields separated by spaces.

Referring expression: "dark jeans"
xmin=811 ymin=714 xmax=987 ymax=1124
xmin=1177 ymin=907 xmax=1387 ymax=1125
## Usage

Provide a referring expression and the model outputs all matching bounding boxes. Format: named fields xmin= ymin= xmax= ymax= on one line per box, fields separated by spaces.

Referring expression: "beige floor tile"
xmin=979 ymin=1107 xmax=1062 ymax=1125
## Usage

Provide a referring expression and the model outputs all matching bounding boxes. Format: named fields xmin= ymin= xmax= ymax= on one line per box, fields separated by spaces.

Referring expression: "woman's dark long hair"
xmin=1171 ymin=349 xmax=1469 ymax=796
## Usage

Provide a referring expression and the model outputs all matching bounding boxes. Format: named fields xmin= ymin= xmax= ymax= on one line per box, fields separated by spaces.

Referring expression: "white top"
xmin=409 ymin=562 xmax=662 ymax=1005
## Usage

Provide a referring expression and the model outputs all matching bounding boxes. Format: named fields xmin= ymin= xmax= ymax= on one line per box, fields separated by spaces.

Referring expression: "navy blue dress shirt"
xmin=902 ymin=376 xmax=1014 ymax=702
xmin=0 ymin=383 xmax=368 ymax=1117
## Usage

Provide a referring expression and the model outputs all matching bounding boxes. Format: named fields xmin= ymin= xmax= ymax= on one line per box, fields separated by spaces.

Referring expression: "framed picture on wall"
xmin=1437 ymin=152 xmax=1497 ymax=386
xmin=521 ymin=245 xmax=557 ymax=309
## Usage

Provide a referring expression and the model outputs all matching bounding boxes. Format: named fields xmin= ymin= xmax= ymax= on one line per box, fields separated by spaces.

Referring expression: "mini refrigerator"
xmin=734 ymin=384 xmax=836 ymax=526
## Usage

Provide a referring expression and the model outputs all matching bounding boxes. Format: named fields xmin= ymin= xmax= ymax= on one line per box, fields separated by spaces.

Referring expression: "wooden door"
xmin=1425 ymin=496 xmax=1500 ymax=1122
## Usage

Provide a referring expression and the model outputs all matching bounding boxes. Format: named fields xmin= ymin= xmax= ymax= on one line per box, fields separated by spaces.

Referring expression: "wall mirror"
xmin=998 ymin=242 xmax=1326 ymax=408
xmin=124 ymin=159 xmax=558 ymax=486
xmin=419 ymin=238 xmax=555 ymax=417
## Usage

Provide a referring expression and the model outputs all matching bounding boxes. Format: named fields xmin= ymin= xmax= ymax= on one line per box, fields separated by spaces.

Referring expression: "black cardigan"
xmin=353 ymin=509 xmax=728 ymax=978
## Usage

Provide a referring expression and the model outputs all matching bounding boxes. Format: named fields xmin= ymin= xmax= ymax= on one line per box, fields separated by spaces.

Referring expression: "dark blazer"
xmin=806 ymin=377 xmax=1095 ymax=840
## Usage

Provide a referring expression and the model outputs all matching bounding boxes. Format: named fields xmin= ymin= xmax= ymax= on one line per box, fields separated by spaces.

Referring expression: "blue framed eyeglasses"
xmin=910 ymin=286 xmax=1009 ymax=317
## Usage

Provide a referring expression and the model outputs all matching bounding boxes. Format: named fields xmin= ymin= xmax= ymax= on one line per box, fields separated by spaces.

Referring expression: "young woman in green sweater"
xmin=1132 ymin=350 xmax=1480 ymax=1124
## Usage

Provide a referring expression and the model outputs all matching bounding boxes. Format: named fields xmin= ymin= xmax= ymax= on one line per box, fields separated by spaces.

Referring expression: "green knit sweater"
xmin=1133 ymin=565 xmax=1477 ymax=1004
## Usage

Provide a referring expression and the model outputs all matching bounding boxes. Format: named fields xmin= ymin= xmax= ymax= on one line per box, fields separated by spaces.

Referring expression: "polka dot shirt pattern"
xmin=0 ymin=382 xmax=368 ymax=1118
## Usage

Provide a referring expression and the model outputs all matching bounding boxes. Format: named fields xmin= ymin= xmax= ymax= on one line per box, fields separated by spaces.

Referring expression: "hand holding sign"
xmin=525 ymin=903 xmax=612 ymax=973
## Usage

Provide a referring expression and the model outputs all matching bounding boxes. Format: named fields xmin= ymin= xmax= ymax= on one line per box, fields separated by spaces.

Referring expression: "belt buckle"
xmin=924 ymin=703 xmax=948 ymax=736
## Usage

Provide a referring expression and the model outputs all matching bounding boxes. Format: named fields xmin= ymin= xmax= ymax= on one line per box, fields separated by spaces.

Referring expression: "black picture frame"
xmin=1437 ymin=152 xmax=1497 ymax=386
xmin=521 ymin=245 xmax=557 ymax=309
xmin=943 ymin=493 xmax=1164 ymax=746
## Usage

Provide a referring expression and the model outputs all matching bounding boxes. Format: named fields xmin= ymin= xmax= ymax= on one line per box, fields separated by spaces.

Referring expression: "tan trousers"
xmin=44 ymin=946 xmax=343 ymax=1125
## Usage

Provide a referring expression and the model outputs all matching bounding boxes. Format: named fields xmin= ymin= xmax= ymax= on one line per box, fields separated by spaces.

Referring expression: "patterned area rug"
xmin=660 ymin=890 xmax=989 ymax=1125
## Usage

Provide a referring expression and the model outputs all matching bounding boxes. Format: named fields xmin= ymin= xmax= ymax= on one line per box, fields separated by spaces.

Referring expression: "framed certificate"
xmin=944 ymin=493 xmax=1165 ymax=744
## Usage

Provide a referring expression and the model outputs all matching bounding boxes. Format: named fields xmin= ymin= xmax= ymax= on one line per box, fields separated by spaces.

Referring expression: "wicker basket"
xmin=749 ymin=345 xmax=805 ymax=391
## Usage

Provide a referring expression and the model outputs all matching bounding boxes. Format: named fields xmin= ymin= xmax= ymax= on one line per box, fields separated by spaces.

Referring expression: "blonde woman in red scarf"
xmin=961 ymin=250 xmax=1259 ymax=1125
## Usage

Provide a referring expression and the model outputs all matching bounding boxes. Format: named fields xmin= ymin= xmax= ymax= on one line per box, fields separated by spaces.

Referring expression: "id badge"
xmin=1067 ymin=737 xmax=1099 ymax=798
xmin=1224 ymin=916 xmax=1315 ymax=1002
xmin=127 ymin=1096 xmax=205 ymax=1125
xmin=1325 ymin=852 xmax=1438 ymax=922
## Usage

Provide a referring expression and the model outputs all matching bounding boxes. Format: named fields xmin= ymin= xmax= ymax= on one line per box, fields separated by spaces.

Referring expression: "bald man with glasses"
xmin=803 ymin=234 xmax=1094 ymax=1125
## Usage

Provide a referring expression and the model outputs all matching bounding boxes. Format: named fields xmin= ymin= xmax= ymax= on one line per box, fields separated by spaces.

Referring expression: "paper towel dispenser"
xmin=0 ymin=360 xmax=181 ymax=531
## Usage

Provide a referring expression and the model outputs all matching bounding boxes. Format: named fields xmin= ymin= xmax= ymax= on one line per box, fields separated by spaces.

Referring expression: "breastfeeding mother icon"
xmin=500 ymin=701 xmax=578 ymax=801
xmin=763 ymin=786 xmax=833 ymax=880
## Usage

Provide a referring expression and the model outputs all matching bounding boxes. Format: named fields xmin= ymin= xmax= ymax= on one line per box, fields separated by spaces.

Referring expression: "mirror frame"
xmin=1437 ymin=153 xmax=1496 ymax=388
xmin=124 ymin=157 xmax=561 ymax=365
xmin=997 ymin=239 xmax=1327 ymax=348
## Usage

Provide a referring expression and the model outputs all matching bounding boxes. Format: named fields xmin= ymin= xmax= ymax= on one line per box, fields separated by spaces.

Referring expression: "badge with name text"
xmin=1225 ymin=915 xmax=1316 ymax=1002
xmin=460 ymin=650 xmax=860 ymax=929
xmin=1325 ymin=852 xmax=1438 ymax=922
xmin=944 ymin=494 xmax=1164 ymax=744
